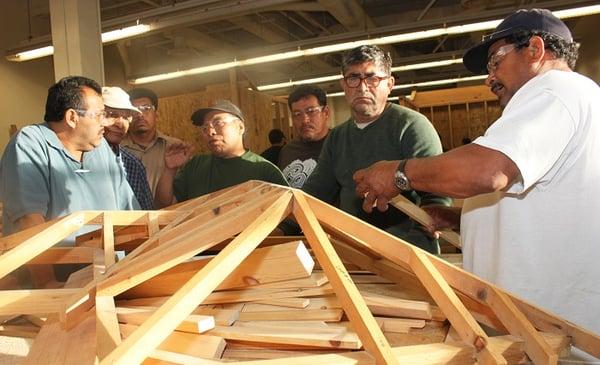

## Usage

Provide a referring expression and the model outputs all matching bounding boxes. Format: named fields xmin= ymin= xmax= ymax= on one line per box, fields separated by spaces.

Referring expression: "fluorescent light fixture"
xmin=6 ymin=24 xmax=151 ymax=62
xmin=129 ymin=4 xmax=600 ymax=84
xmin=257 ymin=58 xmax=463 ymax=91
xmin=101 ymin=24 xmax=151 ymax=43
xmin=6 ymin=45 xmax=55 ymax=62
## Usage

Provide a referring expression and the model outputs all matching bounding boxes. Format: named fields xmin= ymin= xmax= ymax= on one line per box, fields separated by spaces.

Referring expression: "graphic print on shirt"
xmin=282 ymin=158 xmax=318 ymax=188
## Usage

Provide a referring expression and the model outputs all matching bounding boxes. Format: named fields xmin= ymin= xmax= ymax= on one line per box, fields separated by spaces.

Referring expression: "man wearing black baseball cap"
xmin=155 ymin=99 xmax=287 ymax=207
xmin=353 ymin=9 xmax=600 ymax=360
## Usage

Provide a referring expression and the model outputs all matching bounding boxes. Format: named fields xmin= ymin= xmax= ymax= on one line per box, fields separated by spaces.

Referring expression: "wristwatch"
xmin=394 ymin=159 xmax=412 ymax=191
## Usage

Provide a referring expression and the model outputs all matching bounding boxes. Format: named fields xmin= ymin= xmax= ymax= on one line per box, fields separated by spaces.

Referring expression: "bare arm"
xmin=354 ymin=144 xmax=519 ymax=212
xmin=154 ymin=142 xmax=194 ymax=208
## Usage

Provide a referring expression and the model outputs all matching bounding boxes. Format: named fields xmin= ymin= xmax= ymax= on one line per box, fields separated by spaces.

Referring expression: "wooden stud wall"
xmin=410 ymin=85 xmax=501 ymax=150
xmin=155 ymin=82 xmax=290 ymax=155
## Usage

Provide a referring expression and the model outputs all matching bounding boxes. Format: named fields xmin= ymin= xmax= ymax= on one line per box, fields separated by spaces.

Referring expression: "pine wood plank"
xmin=100 ymin=191 xmax=292 ymax=365
xmin=0 ymin=324 xmax=39 ymax=338
xmin=293 ymin=191 xmax=399 ymax=365
xmin=25 ymin=247 xmax=95 ymax=264
xmin=0 ymin=212 xmax=91 ymax=280
xmin=96 ymin=295 xmax=121 ymax=360
xmin=118 ymin=309 xmax=215 ymax=334
xmin=361 ymin=291 xmax=432 ymax=320
xmin=409 ymin=248 xmax=506 ymax=365
xmin=102 ymin=213 xmax=116 ymax=267
xmin=239 ymin=309 xmax=343 ymax=322
xmin=390 ymin=194 xmax=461 ymax=248
xmin=246 ymin=272 xmax=328 ymax=290
xmin=207 ymin=324 xmax=361 ymax=349
xmin=375 ymin=317 xmax=426 ymax=333
xmin=0 ymin=289 xmax=80 ymax=316
xmin=120 ymin=323 xmax=226 ymax=359
xmin=121 ymin=240 xmax=314 ymax=298
xmin=117 ymin=306 xmax=239 ymax=326
xmin=253 ymin=298 xmax=310 ymax=309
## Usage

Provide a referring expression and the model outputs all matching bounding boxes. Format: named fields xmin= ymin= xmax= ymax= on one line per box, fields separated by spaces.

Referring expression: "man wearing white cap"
xmin=103 ymin=87 xmax=154 ymax=210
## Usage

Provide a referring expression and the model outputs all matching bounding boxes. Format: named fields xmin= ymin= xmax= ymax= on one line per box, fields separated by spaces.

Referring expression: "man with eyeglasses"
xmin=121 ymin=88 xmax=188 ymax=200
xmin=300 ymin=45 xmax=450 ymax=253
xmin=353 ymin=10 xmax=600 ymax=359
xmin=103 ymin=87 xmax=154 ymax=210
xmin=278 ymin=85 xmax=330 ymax=189
xmin=0 ymin=76 xmax=139 ymax=288
xmin=154 ymin=100 xmax=287 ymax=207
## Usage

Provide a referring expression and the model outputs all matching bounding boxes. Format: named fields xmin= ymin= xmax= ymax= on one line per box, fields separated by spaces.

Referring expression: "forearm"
xmin=154 ymin=168 xmax=177 ymax=208
xmin=406 ymin=144 xmax=518 ymax=199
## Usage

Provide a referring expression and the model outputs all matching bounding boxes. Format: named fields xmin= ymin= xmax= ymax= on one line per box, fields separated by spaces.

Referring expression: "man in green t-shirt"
xmin=302 ymin=45 xmax=450 ymax=253
xmin=155 ymin=100 xmax=287 ymax=207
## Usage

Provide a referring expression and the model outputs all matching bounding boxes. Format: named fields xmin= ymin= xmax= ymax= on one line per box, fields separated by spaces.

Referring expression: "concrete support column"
xmin=49 ymin=0 xmax=104 ymax=84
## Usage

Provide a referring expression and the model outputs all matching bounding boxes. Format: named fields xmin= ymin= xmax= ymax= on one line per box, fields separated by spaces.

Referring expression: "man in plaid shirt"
xmin=102 ymin=87 xmax=154 ymax=210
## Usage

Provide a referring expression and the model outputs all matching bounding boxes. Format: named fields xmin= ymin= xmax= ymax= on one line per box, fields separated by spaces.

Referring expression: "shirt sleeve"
xmin=0 ymin=129 xmax=51 ymax=223
xmin=474 ymin=89 xmax=575 ymax=193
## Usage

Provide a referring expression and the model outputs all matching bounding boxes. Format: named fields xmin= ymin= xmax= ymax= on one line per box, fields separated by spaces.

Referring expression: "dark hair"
xmin=341 ymin=45 xmax=392 ymax=76
xmin=505 ymin=30 xmax=579 ymax=69
xmin=44 ymin=76 xmax=102 ymax=122
xmin=128 ymin=88 xmax=159 ymax=110
xmin=287 ymin=84 xmax=327 ymax=110
xmin=268 ymin=129 xmax=285 ymax=144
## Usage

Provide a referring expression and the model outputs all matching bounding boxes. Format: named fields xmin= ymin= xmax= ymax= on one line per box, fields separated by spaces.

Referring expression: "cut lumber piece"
xmin=239 ymin=309 xmax=344 ymax=322
xmin=350 ymin=274 xmax=394 ymax=284
xmin=408 ymin=248 xmax=506 ymax=364
xmin=247 ymin=272 xmax=328 ymax=290
xmin=0 ymin=324 xmax=39 ymax=338
xmin=120 ymin=323 xmax=226 ymax=359
xmin=23 ymin=311 xmax=96 ymax=365
xmin=207 ymin=323 xmax=362 ymax=349
xmin=100 ymin=191 xmax=293 ymax=365
xmin=117 ymin=306 xmax=238 ymax=326
xmin=63 ymin=264 xmax=94 ymax=288
xmin=293 ymin=191 xmax=398 ymax=365
xmin=25 ymin=247 xmax=95 ymax=264
xmin=242 ymin=297 xmax=340 ymax=313
xmin=102 ymin=212 xmax=116 ymax=267
xmin=375 ymin=317 xmax=426 ymax=333
xmin=96 ymin=296 xmax=122 ymax=360
xmin=121 ymin=240 xmax=314 ymax=298
xmin=362 ymin=291 xmax=432 ymax=320
xmin=23 ymin=314 xmax=46 ymax=327
xmin=485 ymin=286 xmax=558 ymax=365
xmin=97 ymin=187 xmax=286 ymax=297
xmin=117 ymin=308 xmax=215 ymax=334
xmin=0 ymin=289 xmax=80 ymax=316
xmin=253 ymin=298 xmax=309 ymax=309
xmin=0 ymin=212 xmax=91 ymax=280
xmin=390 ymin=194 xmax=461 ymax=248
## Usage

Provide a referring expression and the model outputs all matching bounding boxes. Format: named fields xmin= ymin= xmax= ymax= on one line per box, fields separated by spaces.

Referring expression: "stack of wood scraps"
xmin=0 ymin=181 xmax=598 ymax=364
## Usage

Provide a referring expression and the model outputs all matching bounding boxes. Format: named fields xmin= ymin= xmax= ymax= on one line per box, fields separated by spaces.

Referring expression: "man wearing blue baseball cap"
xmin=353 ymin=9 xmax=600 ymax=362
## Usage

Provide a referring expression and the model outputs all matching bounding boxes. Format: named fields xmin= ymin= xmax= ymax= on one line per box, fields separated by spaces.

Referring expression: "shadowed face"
xmin=290 ymin=95 xmax=329 ymax=142
xmin=199 ymin=110 xmax=245 ymax=158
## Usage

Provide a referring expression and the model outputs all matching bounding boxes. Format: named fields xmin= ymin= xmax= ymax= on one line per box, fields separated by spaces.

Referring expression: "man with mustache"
xmin=301 ymin=45 xmax=450 ymax=253
xmin=154 ymin=99 xmax=287 ymax=207
xmin=102 ymin=86 xmax=154 ymax=210
xmin=0 ymin=76 xmax=138 ymax=287
xmin=353 ymin=9 xmax=600 ymax=360
xmin=278 ymin=85 xmax=330 ymax=189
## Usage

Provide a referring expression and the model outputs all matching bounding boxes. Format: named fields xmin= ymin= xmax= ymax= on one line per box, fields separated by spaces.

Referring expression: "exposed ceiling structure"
xmin=9 ymin=0 xmax=599 ymax=97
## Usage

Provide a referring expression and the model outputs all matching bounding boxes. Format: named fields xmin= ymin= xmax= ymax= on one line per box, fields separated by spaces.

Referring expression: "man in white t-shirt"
xmin=352 ymin=8 xmax=600 ymax=363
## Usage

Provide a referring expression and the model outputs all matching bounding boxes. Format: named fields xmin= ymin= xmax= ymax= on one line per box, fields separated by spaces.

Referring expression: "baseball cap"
xmin=463 ymin=8 xmax=573 ymax=74
xmin=102 ymin=87 xmax=141 ymax=113
xmin=191 ymin=100 xmax=246 ymax=126
xmin=128 ymin=88 xmax=159 ymax=110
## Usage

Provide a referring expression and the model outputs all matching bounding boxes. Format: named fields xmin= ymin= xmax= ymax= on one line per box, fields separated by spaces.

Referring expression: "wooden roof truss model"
xmin=0 ymin=181 xmax=598 ymax=364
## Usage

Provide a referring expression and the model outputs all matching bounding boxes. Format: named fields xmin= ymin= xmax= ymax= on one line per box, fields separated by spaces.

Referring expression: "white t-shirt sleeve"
xmin=473 ymin=88 xmax=576 ymax=194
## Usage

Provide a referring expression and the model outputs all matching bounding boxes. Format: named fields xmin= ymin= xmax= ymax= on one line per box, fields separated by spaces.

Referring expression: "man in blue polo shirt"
xmin=0 ymin=76 xmax=139 ymax=287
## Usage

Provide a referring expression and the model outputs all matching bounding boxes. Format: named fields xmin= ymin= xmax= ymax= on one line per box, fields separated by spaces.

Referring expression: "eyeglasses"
xmin=136 ymin=104 xmax=156 ymax=114
xmin=487 ymin=44 xmax=517 ymax=74
xmin=106 ymin=110 xmax=134 ymax=122
xmin=343 ymin=74 xmax=390 ymax=88
xmin=292 ymin=106 xmax=324 ymax=120
xmin=198 ymin=118 xmax=239 ymax=135
xmin=75 ymin=109 xmax=106 ymax=120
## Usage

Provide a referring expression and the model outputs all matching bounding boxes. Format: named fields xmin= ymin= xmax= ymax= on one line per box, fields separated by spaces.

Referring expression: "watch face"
xmin=394 ymin=170 xmax=410 ymax=191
